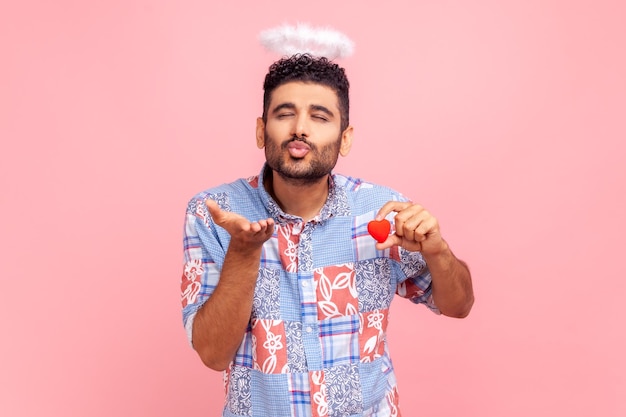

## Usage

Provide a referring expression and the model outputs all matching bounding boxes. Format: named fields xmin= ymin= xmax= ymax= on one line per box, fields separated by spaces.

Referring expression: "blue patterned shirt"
xmin=181 ymin=164 xmax=439 ymax=417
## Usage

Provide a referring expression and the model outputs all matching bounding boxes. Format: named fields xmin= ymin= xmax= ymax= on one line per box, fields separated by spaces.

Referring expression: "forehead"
xmin=269 ymin=81 xmax=340 ymax=110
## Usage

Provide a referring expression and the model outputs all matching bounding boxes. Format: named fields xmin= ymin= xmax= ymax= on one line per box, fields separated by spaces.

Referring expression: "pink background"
xmin=1 ymin=1 xmax=625 ymax=416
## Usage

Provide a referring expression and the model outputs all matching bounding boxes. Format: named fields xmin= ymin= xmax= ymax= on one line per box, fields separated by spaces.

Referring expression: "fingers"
xmin=239 ymin=218 xmax=275 ymax=248
xmin=375 ymin=201 xmax=411 ymax=221
xmin=249 ymin=218 xmax=275 ymax=237
xmin=375 ymin=201 xmax=442 ymax=252
xmin=206 ymin=199 xmax=275 ymax=243
xmin=395 ymin=207 xmax=437 ymax=242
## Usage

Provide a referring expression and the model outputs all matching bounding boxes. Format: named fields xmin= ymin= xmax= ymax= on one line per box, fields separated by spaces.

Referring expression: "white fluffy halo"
xmin=258 ymin=23 xmax=355 ymax=60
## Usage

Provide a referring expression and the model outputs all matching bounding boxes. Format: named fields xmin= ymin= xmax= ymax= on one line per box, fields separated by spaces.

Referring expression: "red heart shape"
xmin=367 ymin=219 xmax=391 ymax=243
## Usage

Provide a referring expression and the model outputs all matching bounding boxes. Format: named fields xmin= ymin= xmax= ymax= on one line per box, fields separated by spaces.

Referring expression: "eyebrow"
xmin=271 ymin=103 xmax=335 ymax=118
xmin=310 ymin=104 xmax=335 ymax=118
xmin=271 ymin=103 xmax=296 ymax=114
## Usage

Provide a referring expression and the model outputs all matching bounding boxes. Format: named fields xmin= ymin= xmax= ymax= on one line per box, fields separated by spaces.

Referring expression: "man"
xmin=181 ymin=53 xmax=474 ymax=417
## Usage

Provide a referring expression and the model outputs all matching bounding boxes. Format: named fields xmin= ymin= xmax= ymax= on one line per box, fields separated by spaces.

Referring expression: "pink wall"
xmin=1 ymin=1 xmax=624 ymax=416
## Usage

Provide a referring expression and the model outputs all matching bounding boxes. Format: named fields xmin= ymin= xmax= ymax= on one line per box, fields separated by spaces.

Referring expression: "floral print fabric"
xmin=182 ymin=164 xmax=437 ymax=417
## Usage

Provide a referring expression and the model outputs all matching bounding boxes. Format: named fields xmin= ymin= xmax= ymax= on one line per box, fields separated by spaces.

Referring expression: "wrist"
xmin=421 ymin=239 xmax=451 ymax=261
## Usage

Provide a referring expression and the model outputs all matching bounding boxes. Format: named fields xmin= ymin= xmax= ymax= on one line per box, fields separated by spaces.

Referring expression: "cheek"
xmin=266 ymin=121 xmax=291 ymax=136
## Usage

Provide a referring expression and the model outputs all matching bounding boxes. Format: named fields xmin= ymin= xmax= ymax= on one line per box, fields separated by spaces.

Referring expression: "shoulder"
xmin=186 ymin=175 xmax=261 ymax=214
xmin=333 ymin=172 xmax=409 ymax=200
xmin=332 ymin=172 xmax=411 ymax=216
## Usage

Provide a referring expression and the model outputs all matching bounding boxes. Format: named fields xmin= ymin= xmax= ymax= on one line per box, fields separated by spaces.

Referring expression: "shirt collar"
xmin=258 ymin=163 xmax=350 ymax=224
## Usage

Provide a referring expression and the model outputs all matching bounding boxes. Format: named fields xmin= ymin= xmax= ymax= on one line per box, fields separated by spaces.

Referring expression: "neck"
xmin=264 ymin=169 xmax=330 ymax=222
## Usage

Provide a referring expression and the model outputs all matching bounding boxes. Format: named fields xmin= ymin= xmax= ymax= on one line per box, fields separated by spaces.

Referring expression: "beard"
xmin=264 ymin=129 xmax=342 ymax=186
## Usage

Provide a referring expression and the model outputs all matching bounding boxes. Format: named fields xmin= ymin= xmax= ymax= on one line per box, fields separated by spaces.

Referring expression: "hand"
xmin=375 ymin=201 xmax=446 ymax=255
xmin=206 ymin=199 xmax=275 ymax=252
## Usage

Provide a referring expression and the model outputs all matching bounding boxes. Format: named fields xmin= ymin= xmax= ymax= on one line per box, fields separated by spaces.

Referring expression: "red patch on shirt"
xmin=313 ymin=264 xmax=358 ymax=319
xmin=358 ymin=309 xmax=389 ymax=362
xmin=251 ymin=319 xmax=288 ymax=374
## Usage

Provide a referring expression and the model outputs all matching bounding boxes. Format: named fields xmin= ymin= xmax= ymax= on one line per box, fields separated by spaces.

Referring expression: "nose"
xmin=293 ymin=113 xmax=309 ymax=138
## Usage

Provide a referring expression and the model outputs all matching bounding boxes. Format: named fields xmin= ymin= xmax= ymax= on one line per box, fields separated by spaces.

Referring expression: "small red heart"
xmin=367 ymin=219 xmax=391 ymax=243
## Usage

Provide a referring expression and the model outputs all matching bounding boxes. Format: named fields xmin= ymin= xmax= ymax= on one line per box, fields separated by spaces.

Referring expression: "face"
xmin=257 ymin=82 xmax=353 ymax=185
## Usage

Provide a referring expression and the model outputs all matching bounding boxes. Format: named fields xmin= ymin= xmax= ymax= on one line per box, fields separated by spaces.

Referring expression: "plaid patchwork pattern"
xmin=182 ymin=164 xmax=438 ymax=417
xmin=233 ymin=331 xmax=254 ymax=368
xmin=258 ymin=232 xmax=283 ymax=269
xmin=288 ymin=372 xmax=312 ymax=416
xmin=319 ymin=315 xmax=360 ymax=368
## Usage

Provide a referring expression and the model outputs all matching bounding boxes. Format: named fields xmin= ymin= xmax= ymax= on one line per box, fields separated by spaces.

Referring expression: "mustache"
xmin=281 ymin=136 xmax=316 ymax=150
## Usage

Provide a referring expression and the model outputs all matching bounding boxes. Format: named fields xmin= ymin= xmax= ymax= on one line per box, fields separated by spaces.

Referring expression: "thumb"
xmin=205 ymin=199 xmax=224 ymax=224
xmin=375 ymin=234 xmax=402 ymax=251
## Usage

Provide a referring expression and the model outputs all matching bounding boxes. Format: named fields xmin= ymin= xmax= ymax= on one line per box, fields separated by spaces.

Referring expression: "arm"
xmin=376 ymin=202 xmax=474 ymax=318
xmin=420 ymin=241 xmax=473 ymax=318
xmin=191 ymin=199 xmax=274 ymax=371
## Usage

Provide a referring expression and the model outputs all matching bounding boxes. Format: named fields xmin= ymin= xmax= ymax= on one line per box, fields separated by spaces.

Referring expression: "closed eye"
xmin=309 ymin=105 xmax=334 ymax=122
xmin=271 ymin=102 xmax=297 ymax=119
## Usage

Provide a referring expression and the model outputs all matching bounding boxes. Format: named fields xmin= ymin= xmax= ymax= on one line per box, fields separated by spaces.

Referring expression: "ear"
xmin=256 ymin=118 xmax=265 ymax=149
xmin=339 ymin=125 xmax=354 ymax=157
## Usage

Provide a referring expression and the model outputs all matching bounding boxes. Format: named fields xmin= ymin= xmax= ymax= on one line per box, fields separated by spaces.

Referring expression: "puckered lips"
xmin=286 ymin=140 xmax=310 ymax=158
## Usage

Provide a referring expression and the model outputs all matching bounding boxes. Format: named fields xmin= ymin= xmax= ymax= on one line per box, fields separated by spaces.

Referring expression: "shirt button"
xmin=302 ymin=281 xmax=309 ymax=287
xmin=306 ymin=326 xmax=313 ymax=333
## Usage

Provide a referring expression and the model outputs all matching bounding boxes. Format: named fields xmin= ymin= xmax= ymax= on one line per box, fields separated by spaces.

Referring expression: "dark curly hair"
xmin=262 ymin=54 xmax=350 ymax=132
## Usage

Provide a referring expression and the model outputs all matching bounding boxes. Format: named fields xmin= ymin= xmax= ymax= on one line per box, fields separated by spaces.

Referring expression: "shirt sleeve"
xmin=180 ymin=196 xmax=227 ymax=346
xmin=382 ymin=190 xmax=440 ymax=314
xmin=395 ymin=248 xmax=440 ymax=314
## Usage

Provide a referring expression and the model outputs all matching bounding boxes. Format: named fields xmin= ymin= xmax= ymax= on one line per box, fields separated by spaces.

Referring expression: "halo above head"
xmin=258 ymin=23 xmax=355 ymax=60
